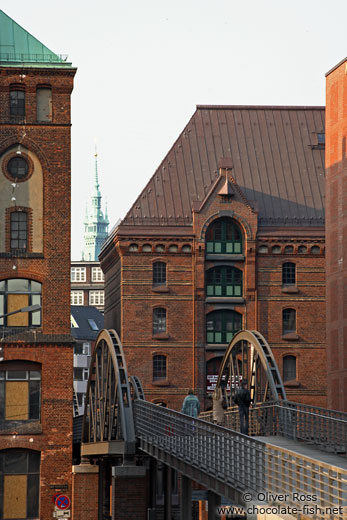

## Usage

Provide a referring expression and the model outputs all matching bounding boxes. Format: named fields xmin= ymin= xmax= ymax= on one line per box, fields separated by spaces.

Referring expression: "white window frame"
xmin=71 ymin=290 xmax=84 ymax=305
xmin=71 ymin=267 xmax=86 ymax=282
xmin=91 ymin=267 xmax=104 ymax=282
xmin=89 ymin=290 xmax=104 ymax=306
xmin=82 ymin=342 xmax=91 ymax=355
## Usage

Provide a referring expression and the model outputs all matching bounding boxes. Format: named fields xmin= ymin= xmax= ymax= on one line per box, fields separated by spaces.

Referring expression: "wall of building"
xmin=325 ymin=58 xmax=347 ymax=411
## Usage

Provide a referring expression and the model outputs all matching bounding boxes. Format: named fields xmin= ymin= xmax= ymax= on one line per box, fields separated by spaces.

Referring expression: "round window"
xmin=7 ymin=156 xmax=29 ymax=180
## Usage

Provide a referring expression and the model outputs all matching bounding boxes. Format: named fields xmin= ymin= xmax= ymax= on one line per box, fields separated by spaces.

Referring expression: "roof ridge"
xmin=196 ymin=105 xmax=325 ymax=110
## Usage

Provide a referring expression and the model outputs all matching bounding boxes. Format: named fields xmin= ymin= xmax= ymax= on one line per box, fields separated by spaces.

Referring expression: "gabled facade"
xmin=100 ymin=105 xmax=327 ymax=410
xmin=0 ymin=10 xmax=76 ymax=519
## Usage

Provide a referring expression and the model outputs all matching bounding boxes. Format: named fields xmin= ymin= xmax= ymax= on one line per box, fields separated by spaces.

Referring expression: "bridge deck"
xmin=255 ymin=435 xmax=347 ymax=470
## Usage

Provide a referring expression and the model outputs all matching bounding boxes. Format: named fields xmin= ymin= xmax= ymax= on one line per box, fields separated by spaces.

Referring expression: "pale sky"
xmin=1 ymin=0 xmax=346 ymax=259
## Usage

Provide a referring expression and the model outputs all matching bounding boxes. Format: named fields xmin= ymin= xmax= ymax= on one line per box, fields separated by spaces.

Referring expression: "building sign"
xmin=206 ymin=374 xmax=242 ymax=393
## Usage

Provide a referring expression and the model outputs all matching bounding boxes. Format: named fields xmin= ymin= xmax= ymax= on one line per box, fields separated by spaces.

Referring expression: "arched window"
xmin=282 ymin=262 xmax=296 ymax=286
xmin=206 ymin=310 xmax=242 ymax=344
xmin=153 ymin=262 xmax=166 ymax=287
xmin=282 ymin=308 xmax=296 ymax=335
xmin=153 ymin=354 xmax=167 ymax=381
xmin=0 ymin=361 xmax=41 ymax=424
xmin=10 ymin=88 xmax=25 ymax=117
xmin=206 ymin=266 xmax=242 ymax=297
xmin=283 ymin=355 xmax=296 ymax=382
xmin=10 ymin=211 xmax=28 ymax=252
xmin=153 ymin=308 xmax=166 ymax=334
xmin=36 ymin=87 xmax=52 ymax=122
xmin=0 ymin=280 xmax=41 ymax=327
xmin=206 ymin=218 xmax=242 ymax=254
xmin=0 ymin=449 xmax=40 ymax=518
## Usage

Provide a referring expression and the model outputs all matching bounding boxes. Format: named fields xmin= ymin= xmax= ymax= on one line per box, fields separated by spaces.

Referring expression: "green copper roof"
xmin=0 ymin=10 xmax=72 ymax=68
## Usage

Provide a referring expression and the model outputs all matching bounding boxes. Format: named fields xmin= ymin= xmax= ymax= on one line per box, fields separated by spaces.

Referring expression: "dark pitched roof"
xmin=70 ymin=306 xmax=104 ymax=340
xmin=122 ymin=106 xmax=325 ymax=228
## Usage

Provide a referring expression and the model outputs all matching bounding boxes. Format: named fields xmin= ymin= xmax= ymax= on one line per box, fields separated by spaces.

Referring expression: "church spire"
xmin=82 ymin=149 xmax=109 ymax=261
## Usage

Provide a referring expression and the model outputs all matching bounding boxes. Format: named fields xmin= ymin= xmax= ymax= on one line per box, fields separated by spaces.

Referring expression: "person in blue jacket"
xmin=181 ymin=389 xmax=200 ymax=417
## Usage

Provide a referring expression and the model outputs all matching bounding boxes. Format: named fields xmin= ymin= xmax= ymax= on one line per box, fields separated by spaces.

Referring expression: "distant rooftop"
xmin=0 ymin=10 xmax=72 ymax=68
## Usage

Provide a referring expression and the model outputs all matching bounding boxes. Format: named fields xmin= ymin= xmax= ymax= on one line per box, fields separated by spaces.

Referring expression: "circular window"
xmin=7 ymin=157 xmax=29 ymax=180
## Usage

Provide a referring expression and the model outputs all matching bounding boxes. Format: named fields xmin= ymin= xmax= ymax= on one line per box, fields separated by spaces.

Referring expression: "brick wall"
xmin=325 ymin=58 xmax=347 ymax=411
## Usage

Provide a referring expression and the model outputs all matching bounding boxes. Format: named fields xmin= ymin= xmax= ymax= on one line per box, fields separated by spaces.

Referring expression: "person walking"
xmin=181 ymin=389 xmax=200 ymax=417
xmin=212 ymin=386 xmax=226 ymax=426
xmin=233 ymin=381 xmax=251 ymax=435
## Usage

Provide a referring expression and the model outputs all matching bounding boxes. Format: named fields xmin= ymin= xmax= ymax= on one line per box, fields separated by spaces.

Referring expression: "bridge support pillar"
xmin=180 ymin=475 xmax=192 ymax=520
xmin=163 ymin=464 xmax=172 ymax=520
xmin=207 ymin=490 xmax=221 ymax=520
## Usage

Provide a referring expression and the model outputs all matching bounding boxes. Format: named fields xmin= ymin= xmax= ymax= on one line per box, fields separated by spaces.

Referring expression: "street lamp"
xmin=0 ymin=304 xmax=42 ymax=361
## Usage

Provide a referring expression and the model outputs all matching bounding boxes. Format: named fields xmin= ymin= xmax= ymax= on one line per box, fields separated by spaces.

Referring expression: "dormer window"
xmin=206 ymin=218 xmax=242 ymax=254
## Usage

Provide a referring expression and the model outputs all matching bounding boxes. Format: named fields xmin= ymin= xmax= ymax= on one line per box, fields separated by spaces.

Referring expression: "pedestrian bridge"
xmin=80 ymin=329 xmax=347 ymax=519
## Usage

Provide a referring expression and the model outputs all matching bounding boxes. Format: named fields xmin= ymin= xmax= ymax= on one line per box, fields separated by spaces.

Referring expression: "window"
xmin=206 ymin=266 xmax=242 ymax=297
xmin=153 ymin=262 xmax=166 ymax=286
xmin=6 ymin=157 xmax=29 ymax=182
xmin=71 ymin=291 xmax=83 ymax=305
xmin=10 ymin=212 xmax=28 ymax=251
xmin=153 ymin=308 xmax=167 ymax=334
xmin=272 ymin=246 xmax=281 ymax=254
xmin=89 ymin=290 xmax=104 ymax=306
xmin=142 ymin=244 xmax=152 ymax=252
xmin=155 ymin=244 xmax=165 ymax=253
xmin=258 ymin=245 xmax=268 ymax=254
xmin=0 ymin=449 xmax=40 ymax=519
xmin=284 ymin=245 xmax=293 ymax=254
xmin=0 ymin=363 xmax=41 ymax=423
xmin=36 ymin=87 xmax=52 ymax=122
xmin=0 ymin=279 xmax=41 ymax=327
xmin=283 ymin=356 xmax=297 ymax=382
xmin=282 ymin=308 xmax=296 ymax=335
xmin=298 ymin=245 xmax=307 ymax=254
xmin=206 ymin=310 xmax=242 ymax=344
xmin=70 ymin=315 xmax=79 ymax=328
xmin=153 ymin=355 xmax=167 ymax=381
xmin=168 ymin=245 xmax=178 ymax=253
xmin=74 ymin=368 xmax=83 ymax=381
xmin=10 ymin=90 xmax=25 ymax=117
xmin=311 ymin=246 xmax=320 ymax=254
xmin=71 ymin=267 xmax=86 ymax=282
xmin=74 ymin=342 xmax=90 ymax=356
xmin=91 ymin=267 xmax=104 ymax=282
xmin=182 ymin=245 xmax=191 ymax=253
xmin=282 ymin=262 xmax=296 ymax=286
xmin=129 ymin=243 xmax=138 ymax=252
xmin=206 ymin=218 xmax=242 ymax=254
xmin=317 ymin=133 xmax=325 ymax=145
xmin=87 ymin=318 xmax=99 ymax=331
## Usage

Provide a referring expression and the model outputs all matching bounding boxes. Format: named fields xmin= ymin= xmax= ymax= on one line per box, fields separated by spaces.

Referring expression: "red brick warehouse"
xmin=100 ymin=104 xmax=327 ymax=411
xmin=0 ymin=10 xmax=76 ymax=520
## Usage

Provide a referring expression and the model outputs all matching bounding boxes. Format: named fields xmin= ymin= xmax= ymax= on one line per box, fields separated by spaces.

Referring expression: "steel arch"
xmin=217 ymin=329 xmax=286 ymax=405
xmin=82 ymin=329 xmax=136 ymax=454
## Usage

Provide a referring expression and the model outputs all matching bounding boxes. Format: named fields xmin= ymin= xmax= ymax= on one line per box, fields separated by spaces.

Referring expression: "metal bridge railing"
xmin=201 ymin=400 xmax=347 ymax=456
xmin=134 ymin=400 xmax=347 ymax=520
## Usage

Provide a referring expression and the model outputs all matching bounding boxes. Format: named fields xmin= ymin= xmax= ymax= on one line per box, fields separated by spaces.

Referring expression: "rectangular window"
xmin=0 ymin=370 xmax=41 ymax=423
xmin=10 ymin=90 xmax=25 ymax=117
xmin=82 ymin=342 xmax=91 ymax=355
xmin=71 ymin=291 xmax=84 ymax=305
xmin=10 ymin=212 xmax=28 ymax=251
xmin=89 ymin=291 xmax=104 ymax=306
xmin=73 ymin=368 xmax=83 ymax=381
xmin=91 ymin=267 xmax=104 ymax=282
xmin=71 ymin=267 xmax=86 ymax=282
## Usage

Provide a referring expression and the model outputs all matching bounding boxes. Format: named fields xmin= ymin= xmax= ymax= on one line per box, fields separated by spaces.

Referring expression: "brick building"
xmin=0 ymin=10 xmax=76 ymax=520
xmin=70 ymin=261 xmax=105 ymax=311
xmin=325 ymin=58 xmax=347 ymax=412
xmin=100 ymin=105 xmax=327 ymax=410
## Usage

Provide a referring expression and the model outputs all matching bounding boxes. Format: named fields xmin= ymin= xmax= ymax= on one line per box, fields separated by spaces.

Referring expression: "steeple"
xmin=82 ymin=150 xmax=109 ymax=261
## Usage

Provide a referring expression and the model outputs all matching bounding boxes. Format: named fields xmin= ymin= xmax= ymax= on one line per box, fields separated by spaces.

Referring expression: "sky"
xmin=1 ymin=0 xmax=346 ymax=259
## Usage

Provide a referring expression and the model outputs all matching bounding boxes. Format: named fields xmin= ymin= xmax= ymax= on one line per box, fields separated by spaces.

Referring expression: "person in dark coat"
xmin=233 ymin=381 xmax=251 ymax=435
xmin=181 ymin=389 xmax=200 ymax=417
